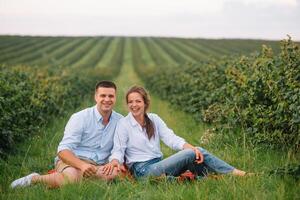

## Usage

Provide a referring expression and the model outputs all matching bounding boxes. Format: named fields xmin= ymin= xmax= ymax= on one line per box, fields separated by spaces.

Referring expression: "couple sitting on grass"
xmin=11 ymin=80 xmax=247 ymax=189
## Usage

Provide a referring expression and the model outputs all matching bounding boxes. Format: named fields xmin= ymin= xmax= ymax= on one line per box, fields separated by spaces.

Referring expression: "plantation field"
xmin=0 ymin=36 xmax=282 ymax=67
xmin=0 ymin=36 xmax=299 ymax=199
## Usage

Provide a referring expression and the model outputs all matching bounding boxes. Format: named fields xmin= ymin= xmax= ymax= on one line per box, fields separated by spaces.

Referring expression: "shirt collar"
xmin=93 ymin=105 xmax=103 ymax=123
xmin=94 ymin=105 xmax=115 ymax=123
xmin=128 ymin=112 xmax=139 ymax=127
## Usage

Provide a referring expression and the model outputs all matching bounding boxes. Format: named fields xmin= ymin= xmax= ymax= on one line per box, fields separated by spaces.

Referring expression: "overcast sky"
xmin=0 ymin=0 xmax=299 ymax=40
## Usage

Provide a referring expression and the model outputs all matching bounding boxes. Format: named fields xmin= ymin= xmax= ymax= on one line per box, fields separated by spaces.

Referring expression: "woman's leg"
xmin=146 ymin=149 xmax=196 ymax=177
xmin=130 ymin=157 xmax=162 ymax=178
xmin=137 ymin=147 xmax=243 ymax=178
xmin=195 ymin=147 xmax=235 ymax=174
xmin=146 ymin=147 xmax=239 ymax=177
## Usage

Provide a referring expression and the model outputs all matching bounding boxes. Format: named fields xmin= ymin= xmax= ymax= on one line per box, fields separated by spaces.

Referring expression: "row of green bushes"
xmin=0 ymin=65 xmax=114 ymax=157
xmin=143 ymin=37 xmax=300 ymax=149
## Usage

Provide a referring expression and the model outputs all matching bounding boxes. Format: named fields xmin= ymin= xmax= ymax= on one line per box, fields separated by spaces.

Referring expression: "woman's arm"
xmin=154 ymin=114 xmax=204 ymax=163
xmin=103 ymin=121 xmax=128 ymax=175
xmin=102 ymin=159 xmax=122 ymax=175
xmin=154 ymin=114 xmax=186 ymax=150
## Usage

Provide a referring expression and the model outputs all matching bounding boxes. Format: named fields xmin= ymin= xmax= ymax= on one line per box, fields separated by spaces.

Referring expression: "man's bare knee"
xmin=61 ymin=167 xmax=82 ymax=184
xmin=48 ymin=173 xmax=65 ymax=188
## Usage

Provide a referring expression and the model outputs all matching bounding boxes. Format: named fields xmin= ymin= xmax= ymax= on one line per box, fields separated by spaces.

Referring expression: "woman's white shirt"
xmin=109 ymin=112 xmax=186 ymax=165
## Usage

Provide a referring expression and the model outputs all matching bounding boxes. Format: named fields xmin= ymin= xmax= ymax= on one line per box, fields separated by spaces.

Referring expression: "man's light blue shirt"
xmin=55 ymin=105 xmax=123 ymax=165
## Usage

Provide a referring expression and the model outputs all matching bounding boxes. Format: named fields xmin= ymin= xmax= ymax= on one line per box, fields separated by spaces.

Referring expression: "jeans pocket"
xmin=132 ymin=163 xmax=148 ymax=178
xmin=131 ymin=158 xmax=162 ymax=178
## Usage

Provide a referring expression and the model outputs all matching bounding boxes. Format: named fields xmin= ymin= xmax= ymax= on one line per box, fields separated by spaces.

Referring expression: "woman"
xmin=104 ymin=86 xmax=246 ymax=179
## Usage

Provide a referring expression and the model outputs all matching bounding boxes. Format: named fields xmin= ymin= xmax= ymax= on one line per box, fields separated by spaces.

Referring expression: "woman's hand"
xmin=193 ymin=147 xmax=204 ymax=164
xmin=183 ymin=143 xmax=204 ymax=164
xmin=102 ymin=159 xmax=120 ymax=175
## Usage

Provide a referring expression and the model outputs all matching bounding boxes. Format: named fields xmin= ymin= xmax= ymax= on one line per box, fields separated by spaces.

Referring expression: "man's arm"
xmin=58 ymin=149 xmax=97 ymax=177
xmin=57 ymin=113 xmax=96 ymax=177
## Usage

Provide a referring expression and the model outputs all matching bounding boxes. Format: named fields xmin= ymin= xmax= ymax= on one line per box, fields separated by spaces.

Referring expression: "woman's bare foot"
xmin=232 ymin=169 xmax=246 ymax=176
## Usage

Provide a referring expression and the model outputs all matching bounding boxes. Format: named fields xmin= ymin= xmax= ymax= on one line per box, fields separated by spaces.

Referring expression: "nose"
xmin=104 ymin=96 xmax=110 ymax=101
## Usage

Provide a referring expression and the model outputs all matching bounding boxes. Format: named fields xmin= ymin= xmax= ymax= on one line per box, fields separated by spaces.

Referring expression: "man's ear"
xmin=94 ymin=92 xmax=97 ymax=102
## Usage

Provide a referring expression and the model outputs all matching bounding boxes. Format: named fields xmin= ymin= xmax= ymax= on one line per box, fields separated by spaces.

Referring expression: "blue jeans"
xmin=130 ymin=147 xmax=235 ymax=179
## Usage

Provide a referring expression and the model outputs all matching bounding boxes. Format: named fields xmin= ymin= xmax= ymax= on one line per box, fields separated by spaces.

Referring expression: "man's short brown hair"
xmin=95 ymin=80 xmax=117 ymax=91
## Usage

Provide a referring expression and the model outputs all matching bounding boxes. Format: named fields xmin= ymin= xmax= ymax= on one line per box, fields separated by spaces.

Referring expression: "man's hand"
xmin=79 ymin=163 xmax=97 ymax=178
xmin=102 ymin=159 xmax=120 ymax=175
xmin=58 ymin=150 xmax=97 ymax=178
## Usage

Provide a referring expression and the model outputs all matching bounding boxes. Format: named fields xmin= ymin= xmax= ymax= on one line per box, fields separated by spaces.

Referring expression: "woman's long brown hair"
xmin=126 ymin=86 xmax=155 ymax=140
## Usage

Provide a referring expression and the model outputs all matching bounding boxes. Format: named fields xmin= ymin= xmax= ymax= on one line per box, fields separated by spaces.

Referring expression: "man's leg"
xmin=10 ymin=167 xmax=82 ymax=189
xmin=29 ymin=160 xmax=82 ymax=188
xmin=33 ymin=163 xmax=121 ymax=187
xmin=32 ymin=166 xmax=82 ymax=188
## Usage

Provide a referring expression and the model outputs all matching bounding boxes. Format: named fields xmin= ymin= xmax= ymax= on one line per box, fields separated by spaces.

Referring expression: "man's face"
xmin=94 ymin=87 xmax=116 ymax=114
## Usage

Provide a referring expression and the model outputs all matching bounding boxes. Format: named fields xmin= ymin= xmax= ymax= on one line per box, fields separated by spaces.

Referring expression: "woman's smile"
xmin=127 ymin=92 xmax=146 ymax=119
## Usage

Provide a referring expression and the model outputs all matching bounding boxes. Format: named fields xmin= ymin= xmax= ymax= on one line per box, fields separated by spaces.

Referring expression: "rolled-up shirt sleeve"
xmin=155 ymin=115 xmax=186 ymax=151
xmin=57 ymin=113 xmax=84 ymax=153
xmin=109 ymin=121 xmax=128 ymax=164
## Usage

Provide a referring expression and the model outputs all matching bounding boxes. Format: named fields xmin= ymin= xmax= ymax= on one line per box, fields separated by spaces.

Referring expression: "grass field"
xmin=0 ymin=36 xmax=299 ymax=199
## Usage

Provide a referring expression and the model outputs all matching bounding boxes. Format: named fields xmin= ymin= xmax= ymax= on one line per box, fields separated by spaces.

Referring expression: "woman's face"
xmin=127 ymin=92 xmax=146 ymax=118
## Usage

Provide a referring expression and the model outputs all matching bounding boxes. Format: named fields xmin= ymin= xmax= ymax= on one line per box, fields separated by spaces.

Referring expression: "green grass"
xmin=0 ymin=37 xmax=299 ymax=199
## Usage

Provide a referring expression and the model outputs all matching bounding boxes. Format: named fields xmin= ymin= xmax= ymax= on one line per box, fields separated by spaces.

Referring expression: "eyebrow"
xmin=100 ymin=94 xmax=115 ymax=96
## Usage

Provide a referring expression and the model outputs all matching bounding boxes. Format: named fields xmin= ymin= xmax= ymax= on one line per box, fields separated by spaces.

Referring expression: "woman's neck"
xmin=133 ymin=113 xmax=145 ymax=127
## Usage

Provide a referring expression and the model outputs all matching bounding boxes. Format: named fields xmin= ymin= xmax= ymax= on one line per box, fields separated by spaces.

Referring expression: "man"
xmin=11 ymin=80 xmax=123 ymax=188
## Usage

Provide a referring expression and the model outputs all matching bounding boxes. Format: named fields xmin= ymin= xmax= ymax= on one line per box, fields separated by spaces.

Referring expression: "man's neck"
xmin=99 ymin=109 xmax=112 ymax=126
